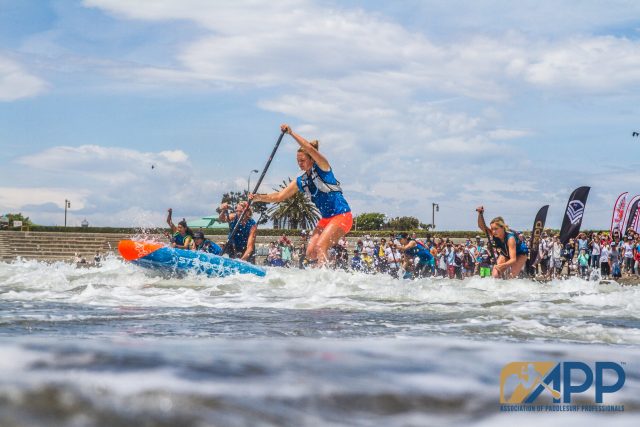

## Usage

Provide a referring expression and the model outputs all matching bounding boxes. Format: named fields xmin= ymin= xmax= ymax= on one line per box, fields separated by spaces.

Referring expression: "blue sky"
xmin=1 ymin=0 xmax=639 ymax=230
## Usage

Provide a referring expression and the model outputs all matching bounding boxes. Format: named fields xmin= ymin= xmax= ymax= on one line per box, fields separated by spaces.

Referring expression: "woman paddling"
xmin=218 ymin=201 xmax=257 ymax=263
xmin=476 ymin=206 xmax=528 ymax=278
xmin=251 ymin=124 xmax=352 ymax=266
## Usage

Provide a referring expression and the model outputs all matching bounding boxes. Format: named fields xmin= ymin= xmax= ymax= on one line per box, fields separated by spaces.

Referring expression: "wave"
xmin=1 ymin=257 xmax=639 ymax=344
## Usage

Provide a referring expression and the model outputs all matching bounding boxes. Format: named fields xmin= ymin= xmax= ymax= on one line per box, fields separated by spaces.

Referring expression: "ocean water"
xmin=0 ymin=256 xmax=639 ymax=426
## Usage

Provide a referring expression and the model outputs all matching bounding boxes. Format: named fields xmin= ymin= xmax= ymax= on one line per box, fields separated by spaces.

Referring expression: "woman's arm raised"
xmin=251 ymin=179 xmax=299 ymax=204
xmin=282 ymin=124 xmax=330 ymax=171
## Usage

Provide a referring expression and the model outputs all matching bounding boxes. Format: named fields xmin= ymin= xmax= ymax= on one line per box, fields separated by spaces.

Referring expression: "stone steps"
xmin=0 ymin=231 xmax=126 ymax=262
xmin=0 ymin=230 xmax=385 ymax=262
xmin=0 ymin=234 xmax=10 ymax=260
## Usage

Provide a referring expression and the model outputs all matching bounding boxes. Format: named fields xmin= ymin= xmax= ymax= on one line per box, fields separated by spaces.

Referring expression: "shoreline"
xmin=1 ymin=230 xmax=639 ymax=285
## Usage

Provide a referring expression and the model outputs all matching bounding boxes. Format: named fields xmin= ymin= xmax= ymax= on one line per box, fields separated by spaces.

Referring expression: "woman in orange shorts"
xmin=251 ymin=124 xmax=352 ymax=266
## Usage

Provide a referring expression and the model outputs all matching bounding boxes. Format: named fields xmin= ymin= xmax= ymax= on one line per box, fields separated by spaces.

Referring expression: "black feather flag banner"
xmin=559 ymin=186 xmax=590 ymax=245
xmin=528 ymin=205 xmax=549 ymax=263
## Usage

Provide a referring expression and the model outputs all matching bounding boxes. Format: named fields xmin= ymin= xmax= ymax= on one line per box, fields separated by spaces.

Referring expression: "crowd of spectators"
xmin=531 ymin=230 xmax=640 ymax=280
xmin=264 ymin=235 xmax=295 ymax=267
xmin=265 ymin=230 xmax=640 ymax=281
xmin=162 ymin=205 xmax=640 ymax=281
xmin=264 ymin=232 xmax=494 ymax=279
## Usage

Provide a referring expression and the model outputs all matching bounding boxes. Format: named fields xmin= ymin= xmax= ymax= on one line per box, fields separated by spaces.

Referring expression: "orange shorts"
xmin=316 ymin=212 xmax=353 ymax=233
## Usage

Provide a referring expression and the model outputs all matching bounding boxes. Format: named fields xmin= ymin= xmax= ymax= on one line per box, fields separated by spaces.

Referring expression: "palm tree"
xmin=268 ymin=178 xmax=320 ymax=229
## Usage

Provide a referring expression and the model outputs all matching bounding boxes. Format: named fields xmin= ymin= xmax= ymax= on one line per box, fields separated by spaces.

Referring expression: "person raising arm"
xmin=166 ymin=208 xmax=194 ymax=250
xmin=476 ymin=206 xmax=528 ymax=279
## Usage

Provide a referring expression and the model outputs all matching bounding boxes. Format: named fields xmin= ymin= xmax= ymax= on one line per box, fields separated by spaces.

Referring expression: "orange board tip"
xmin=118 ymin=240 xmax=164 ymax=261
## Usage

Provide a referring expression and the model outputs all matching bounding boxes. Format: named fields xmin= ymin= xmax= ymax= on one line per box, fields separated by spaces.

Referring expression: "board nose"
xmin=118 ymin=240 xmax=164 ymax=261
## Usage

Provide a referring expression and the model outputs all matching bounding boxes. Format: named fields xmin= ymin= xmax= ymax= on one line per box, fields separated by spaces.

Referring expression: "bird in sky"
xmin=633 ymin=131 xmax=639 ymax=137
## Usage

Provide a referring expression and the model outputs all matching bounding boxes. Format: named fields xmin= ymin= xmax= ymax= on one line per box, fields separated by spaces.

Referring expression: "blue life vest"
xmin=493 ymin=231 xmax=529 ymax=259
xmin=296 ymin=164 xmax=350 ymax=218
xmin=405 ymin=241 xmax=434 ymax=264
xmin=197 ymin=239 xmax=222 ymax=255
xmin=228 ymin=218 xmax=256 ymax=253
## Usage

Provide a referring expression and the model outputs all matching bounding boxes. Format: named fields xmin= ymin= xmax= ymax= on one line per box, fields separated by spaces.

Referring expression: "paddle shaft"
xmin=225 ymin=131 xmax=286 ymax=256
xmin=479 ymin=211 xmax=497 ymax=263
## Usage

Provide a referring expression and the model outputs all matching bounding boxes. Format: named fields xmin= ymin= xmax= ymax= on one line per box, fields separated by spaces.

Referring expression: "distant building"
xmin=187 ymin=216 xmax=228 ymax=230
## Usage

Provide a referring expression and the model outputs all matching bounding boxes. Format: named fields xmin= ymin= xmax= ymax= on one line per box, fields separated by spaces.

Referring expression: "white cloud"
xmin=11 ymin=145 xmax=234 ymax=226
xmin=159 ymin=150 xmax=189 ymax=163
xmin=6 ymin=1 xmax=636 ymax=229
xmin=487 ymin=129 xmax=531 ymax=140
xmin=521 ymin=36 xmax=640 ymax=92
xmin=18 ymin=145 xmax=190 ymax=185
xmin=463 ymin=179 xmax=538 ymax=194
xmin=0 ymin=187 xmax=89 ymax=211
xmin=0 ymin=55 xmax=48 ymax=101
xmin=83 ymin=1 xmax=640 ymax=99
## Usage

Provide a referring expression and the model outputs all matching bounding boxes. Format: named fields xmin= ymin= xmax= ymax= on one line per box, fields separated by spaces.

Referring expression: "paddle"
xmin=477 ymin=210 xmax=497 ymax=264
xmin=223 ymin=131 xmax=286 ymax=257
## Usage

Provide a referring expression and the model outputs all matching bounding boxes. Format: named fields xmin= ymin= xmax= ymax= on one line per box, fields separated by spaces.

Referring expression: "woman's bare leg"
xmin=508 ymin=255 xmax=528 ymax=278
xmin=305 ymin=227 xmax=324 ymax=262
xmin=310 ymin=222 xmax=347 ymax=267
xmin=492 ymin=255 xmax=507 ymax=278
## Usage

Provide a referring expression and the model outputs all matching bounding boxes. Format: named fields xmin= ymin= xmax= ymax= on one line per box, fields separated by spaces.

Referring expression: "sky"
xmin=0 ymin=0 xmax=639 ymax=230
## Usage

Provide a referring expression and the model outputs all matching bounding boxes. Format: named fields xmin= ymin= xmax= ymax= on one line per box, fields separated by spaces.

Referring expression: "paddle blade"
xmin=118 ymin=240 xmax=164 ymax=261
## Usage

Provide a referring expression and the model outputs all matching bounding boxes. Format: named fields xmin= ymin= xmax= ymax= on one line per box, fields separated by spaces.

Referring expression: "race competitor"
xmin=217 ymin=201 xmax=257 ymax=263
xmin=166 ymin=208 xmax=194 ymax=250
xmin=476 ymin=206 xmax=529 ymax=278
xmin=395 ymin=233 xmax=434 ymax=279
xmin=251 ymin=124 xmax=352 ymax=266
xmin=193 ymin=231 xmax=222 ymax=255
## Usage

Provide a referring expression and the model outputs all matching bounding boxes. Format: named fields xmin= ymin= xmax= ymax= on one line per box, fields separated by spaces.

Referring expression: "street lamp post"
xmin=64 ymin=199 xmax=71 ymax=227
xmin=432 ymin=203 xmax=439 ymax=229
xmin=247 ymin=169 xmax=259 ymax=195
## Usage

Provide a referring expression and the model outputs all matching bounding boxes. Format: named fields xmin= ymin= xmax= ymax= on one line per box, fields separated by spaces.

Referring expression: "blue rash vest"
xmin=228 ymin=218 xmax=256 ymax=253
xmin=493 ymin=231 xmax=529 ymax=259
xmin=296 ymin=163 xmax=350 ymax=219
xmin=405 ymin=241 xmax=434 ymax=265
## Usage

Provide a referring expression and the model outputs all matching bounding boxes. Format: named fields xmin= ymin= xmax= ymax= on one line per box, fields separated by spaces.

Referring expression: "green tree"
xmin=354 ymin=212 xmax=386 ymax=230
xmin=4 ymin=213 xmax=33 ymax=226
xmin=220 ymin=190 xmax=269 ymax=225
xmin=387 ymin=216 xmax=420 ymax=231
xmin=268 ymin=178 xmax=320 ymax=229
